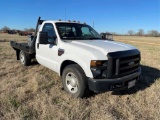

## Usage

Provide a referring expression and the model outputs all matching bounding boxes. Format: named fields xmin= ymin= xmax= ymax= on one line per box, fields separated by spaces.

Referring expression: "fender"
xmin=58 ymin=54 xmax=93 ymax=78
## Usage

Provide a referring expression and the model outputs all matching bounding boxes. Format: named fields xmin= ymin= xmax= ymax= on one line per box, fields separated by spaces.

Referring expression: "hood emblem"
xmin=128 ymin=61 xmax=135 ymax=66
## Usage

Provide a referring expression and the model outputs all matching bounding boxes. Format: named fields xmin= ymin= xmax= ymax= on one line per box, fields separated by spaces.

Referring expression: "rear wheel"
xmin=62 ymin=64 xmax=88 ymax=98
xmin=19 ymin=50 xmax=31 ymax=66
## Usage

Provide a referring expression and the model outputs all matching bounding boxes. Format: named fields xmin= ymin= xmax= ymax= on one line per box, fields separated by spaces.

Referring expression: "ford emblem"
xmin=129 ymin=61 xmax=135 ymax=66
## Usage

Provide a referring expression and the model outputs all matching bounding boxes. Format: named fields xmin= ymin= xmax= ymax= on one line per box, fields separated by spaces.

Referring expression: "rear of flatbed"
xmin=10 ymin=41 xmax=30 ymax=53
xmin=10 ymin=17 xmax=45 ymax=66
xmin=10 ymin=41 xmax=35 ymax=66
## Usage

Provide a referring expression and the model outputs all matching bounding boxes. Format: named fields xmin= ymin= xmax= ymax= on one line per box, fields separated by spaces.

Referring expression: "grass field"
xmin=0 ymin=33 xmax=160 ymax=120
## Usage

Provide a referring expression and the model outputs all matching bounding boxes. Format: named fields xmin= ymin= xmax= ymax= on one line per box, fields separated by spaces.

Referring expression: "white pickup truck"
xmin=10 ymin=17 xmax=141 ymax=98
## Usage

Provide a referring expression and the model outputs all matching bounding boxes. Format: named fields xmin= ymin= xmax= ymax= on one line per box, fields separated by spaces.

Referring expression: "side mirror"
xmin=39 ymin=32 xmax=48 ymax=44
xmin=39 ymin=32 xmax=57 ymax=45
xmin=101 ymin=34 xmax=106 ymax=40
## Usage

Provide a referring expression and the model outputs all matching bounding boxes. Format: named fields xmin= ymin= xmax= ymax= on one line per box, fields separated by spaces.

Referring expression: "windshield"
xmin=56 ymin=23 xmax=101 ymax=40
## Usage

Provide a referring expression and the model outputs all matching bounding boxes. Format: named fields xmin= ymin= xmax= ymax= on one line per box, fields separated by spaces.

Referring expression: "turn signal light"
xmin=91 ymin=60 xmax=103 ymax=67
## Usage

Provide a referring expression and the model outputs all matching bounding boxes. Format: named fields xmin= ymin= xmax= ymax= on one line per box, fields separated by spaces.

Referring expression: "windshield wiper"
xmin=87 ymin=37 xmax=102 ymax=40
xmin=62 ymin=37 xmax=102 ymax=40
xmin=62 ymin=37 xmax=85 ymax=40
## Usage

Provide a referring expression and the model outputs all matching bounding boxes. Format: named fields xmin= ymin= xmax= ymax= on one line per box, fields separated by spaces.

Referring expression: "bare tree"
xmin=148 ymin=30 xmax=159 ymax=37
xmin=128 ymin=30 xmax=134 ymax=36
xmin=137 ymin=29 xmax=144 ymax=36
xmin=1 ymin=26 xmax=10 ymax=31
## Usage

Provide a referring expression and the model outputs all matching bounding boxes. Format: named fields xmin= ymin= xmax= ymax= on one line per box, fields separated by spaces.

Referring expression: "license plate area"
xmin=128 ymin=80 xmax=136 ymax=88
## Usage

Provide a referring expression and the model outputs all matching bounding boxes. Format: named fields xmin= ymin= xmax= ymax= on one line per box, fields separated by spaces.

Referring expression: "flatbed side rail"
xmin=10 ymin=41 xmax=30 ymax=53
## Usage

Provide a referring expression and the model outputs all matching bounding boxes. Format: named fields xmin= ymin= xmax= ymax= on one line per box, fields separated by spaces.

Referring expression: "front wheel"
xmin=62 ymin=64 xmax=88 ymax=98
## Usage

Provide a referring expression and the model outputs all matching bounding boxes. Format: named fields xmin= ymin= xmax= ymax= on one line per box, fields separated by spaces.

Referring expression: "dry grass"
xmin=0 ymin=33 xmax=160 ymax=120
xmin=114 ymin=35 xmax=160 ymax=43
xmin=0 ymin=33 xmax=27 ymax=42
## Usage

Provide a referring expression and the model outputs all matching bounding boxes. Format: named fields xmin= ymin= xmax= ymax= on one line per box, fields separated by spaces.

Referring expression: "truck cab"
xmin=10 ymin=17 xmax=141 ymax=98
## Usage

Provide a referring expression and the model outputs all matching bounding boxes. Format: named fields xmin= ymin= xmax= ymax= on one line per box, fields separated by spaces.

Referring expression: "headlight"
xmin=90 ymin=60 xmax=108 ymax=78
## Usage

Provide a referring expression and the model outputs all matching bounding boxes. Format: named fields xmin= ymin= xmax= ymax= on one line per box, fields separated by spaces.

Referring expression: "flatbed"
xmin=10 ymin=41 xmax=30 ymax=53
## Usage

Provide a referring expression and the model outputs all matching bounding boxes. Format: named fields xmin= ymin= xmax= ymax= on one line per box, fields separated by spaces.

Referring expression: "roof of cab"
xmin=42 ymin=20 xmax=85 ymax=24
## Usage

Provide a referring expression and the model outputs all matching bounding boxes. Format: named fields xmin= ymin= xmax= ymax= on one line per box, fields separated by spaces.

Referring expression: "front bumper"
xmin=88 ymin=67 xmax=141 ymax=92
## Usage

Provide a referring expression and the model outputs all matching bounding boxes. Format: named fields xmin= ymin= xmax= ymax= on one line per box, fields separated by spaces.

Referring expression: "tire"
xmin=19 ymin=50 xmax=31 ymax=66
xmin=62 ymin=64 xmax=88 ymax=98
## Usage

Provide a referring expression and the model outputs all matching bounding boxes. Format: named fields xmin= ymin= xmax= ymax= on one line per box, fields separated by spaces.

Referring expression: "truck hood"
xmin=69 ymin=40 xmax=136 ymax=54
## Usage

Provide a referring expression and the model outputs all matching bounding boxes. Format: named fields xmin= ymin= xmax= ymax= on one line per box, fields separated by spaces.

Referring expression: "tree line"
xmin=127 ymin=29 xmax=160 ymax=37
xmin=1 ymin=26 xmax=159 ymax=37
xmin=0 ymin=26 xmax=35 ymax=32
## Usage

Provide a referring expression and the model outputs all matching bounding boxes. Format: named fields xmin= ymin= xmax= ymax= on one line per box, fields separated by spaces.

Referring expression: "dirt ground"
xmin=0 ymin=34 xmax=160 ymax=120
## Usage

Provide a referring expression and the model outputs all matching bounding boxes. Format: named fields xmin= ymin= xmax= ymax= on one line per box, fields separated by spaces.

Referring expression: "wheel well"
xmin=60 ymin=60 xmax=78 ymax=76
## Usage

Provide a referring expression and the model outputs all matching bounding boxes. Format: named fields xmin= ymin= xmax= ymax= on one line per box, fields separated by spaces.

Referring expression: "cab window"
xmin=42 ymin=23 xmax=56 ymax=42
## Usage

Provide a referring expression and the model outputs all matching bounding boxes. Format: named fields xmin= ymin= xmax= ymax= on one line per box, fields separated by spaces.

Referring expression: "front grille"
xmin=119 ymin=54 xmax=140 ymax=76
xmin=107 ymin=49 xmax=140 ymax=78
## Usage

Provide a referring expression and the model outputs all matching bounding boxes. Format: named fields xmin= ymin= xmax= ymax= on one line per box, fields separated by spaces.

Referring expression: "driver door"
xmin=36 ymin=23 xmax=58 ymax=72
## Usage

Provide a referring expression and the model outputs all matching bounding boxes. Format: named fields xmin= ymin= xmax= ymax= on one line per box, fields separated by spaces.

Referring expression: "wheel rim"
xmin=20 ymin=52 xmax=25 ymax=64
xmin=65 ymin=72 xmax=78 ymax=93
